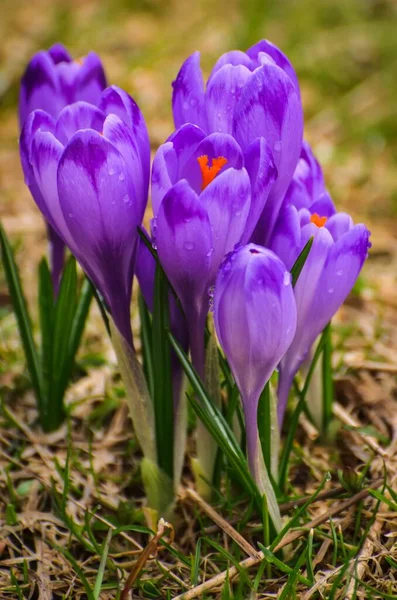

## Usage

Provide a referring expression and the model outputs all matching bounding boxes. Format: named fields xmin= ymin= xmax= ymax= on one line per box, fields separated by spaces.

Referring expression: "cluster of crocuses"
xmin=19 ymin=42 xmax=370 ymax=518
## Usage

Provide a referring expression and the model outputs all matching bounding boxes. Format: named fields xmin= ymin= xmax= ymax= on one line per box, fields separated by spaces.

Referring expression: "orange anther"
xmin=310 ymin=213 xmax=327 ymax=227
xmin=197 ymin=155 xmax=228 ymax=190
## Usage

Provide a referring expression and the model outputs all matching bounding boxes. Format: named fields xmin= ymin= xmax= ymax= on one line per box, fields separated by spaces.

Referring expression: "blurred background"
xmin=1 ymin=0 xmax=397 ymax=296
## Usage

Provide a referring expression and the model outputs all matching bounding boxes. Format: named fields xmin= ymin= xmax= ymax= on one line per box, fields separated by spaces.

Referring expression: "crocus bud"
xmin=19 ymin=44 xmax=107 ymax=292
xmin=270 ymin=205 xmax=371 ymax=426
xmin=20 ymin=87 xmax=150 ymax=347
xmin=171 ymin=40 xmax=303 ymax=243
xmin=214 ymin=244 xmax=297 ymax=494
xmin=19 ymin=43 xmax=107 ymax=126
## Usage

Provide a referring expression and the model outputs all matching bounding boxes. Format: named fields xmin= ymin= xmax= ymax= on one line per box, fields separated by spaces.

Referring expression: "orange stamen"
xmin=74 ymin=57 xmax=85 ymax=66
xmin=310 ymin=213 xmax=327 ymax=227
xmin=197 ymin=155 xmax=228 ymax=190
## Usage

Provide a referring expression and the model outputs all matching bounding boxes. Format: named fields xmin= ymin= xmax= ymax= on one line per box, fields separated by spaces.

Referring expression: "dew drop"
xmin=234 ymin=210 xmax=242 ymax=217
xmin=208 ymin=285 xmax=215 ymax=298
xmin=183 ymin=216 xmax=192 ymax=223
xmin=123 ymin=194 xmax=129 ymax=204
xmin=119 ymin=172 xmax=125 ymax=181
xmin=273 ymin=140 xmax=282 ymax=152
xmin=152 ymin=242 xmax=158 ymax=250
xmin=206 ymin=248 xmax=214 ymax=257
xmin=108 ymin=167 xmax=115 ymax=175
xmin=283 ymin=271 xmax=291 ymax=286
xmin=183 ymin=101 xmax=189 ymax=110
xmin=336 ymin=269 xmax=344 ymax=276
xmin=325 ymin=472 xmax=332 ymax=482
xmin=328 ymin=287 xmax=334 ymax=294
xmin=184 ymin=241 xmax=195 ymax=251
xmin=68 ymin=212 xmax=73 ymax=218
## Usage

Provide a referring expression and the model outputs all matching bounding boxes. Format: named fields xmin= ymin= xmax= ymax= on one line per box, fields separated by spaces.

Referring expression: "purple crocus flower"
xmin=19 ymin=43 xmax=107 ymax=126
xmin=19 ymin=43 xmax=107 ymax=293
xmin=172 ymin=40 xmax=303 ymax=243
xmin=153 ymin=124 xmax=276 ymax=378
xmin=20 ymin=86 xmax=150 ymax=347
xmin=214 ymin=244 xmax=296 ymax=489
xmin=270 ymin=205 xmax=371 ymax=426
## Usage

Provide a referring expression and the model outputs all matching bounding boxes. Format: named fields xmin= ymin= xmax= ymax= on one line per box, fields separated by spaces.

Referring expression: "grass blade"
xmin=138 ymin=293 xmax=154 ymax=399
xmin=0 ymin=224 xmax=44 ymax=411
xmin=49 ymin=256 xmax=78 ymax=429
xmin=322 ymin=322 xmax=334 ymax=434
xmin=38 ymin=258 xmax=54 ymax=405
xmin=93 ymin=528 xmax=113 ymax=599
xmin=278 ymin=328 xmax=327 ymax=491
xmin=290 ymin=236 xmax=314 ymax=287
xmin=152 ymin=263 xmax=174 ymax=480
xmin=169 ymin=332 xmax=263 ymax=513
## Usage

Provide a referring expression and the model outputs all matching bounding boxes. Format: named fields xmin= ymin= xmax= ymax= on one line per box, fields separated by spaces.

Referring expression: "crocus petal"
xmin=280 ymin=226 xmax=334 ymax=378
xmin=48 ymin=43 xmax=72 ymax=64
xmin=55 ymin=101 xmax=105 ymax=145
xmin=19 ymin=51 xmax=62 ymax=125
xmin=205 ymin=64 xmax=252 ymax=135
xmin=156 ymin=180 xmax=212 ymax=317
xmin=151 ymin=142 xmax=178 ymax=215
xmin=247 ymin=39 xmax=300 ymax=93
xmin=103 ymin=114 xmax=148 ymax=220
xmin=311 ymin=192 xmax=336 ymax=218
xmin=57 ymin=130 xmax=138 ymax=344
xmin=242 ymin=137 xmax=277 ymax=242
xmin=200 ymin=167 xmax=251 ymax=278
xmin=167 ymin=123 xmax=206 ymax=174
xmin=20 ymin=110 xmax=55 ymax=188
xmin=30 ymin=130 xmax=72 ymax=244
xmin=99 ymin=86 xmax=150 ymax=188
xmin=76 ymin=51 xmax=107 ymax=105
xmin=152 ymin=124 xmax=206 ymax=214
xmin=209 ymin=50 xmax=256 ymax=79
xmin=181 ymin=132 xmax=244 ymax=194
xmin=326 ymin=212 xmax=354 ymax=242
xmin=312 ymin=224 xmax=371 ymax=328
xmin=172 ymin=52 xmax=207 ymax=131
xmin=233 ymin=63 xmax=303 ymax=243
xmin=269 ymin=204 xmax=302 ymax=270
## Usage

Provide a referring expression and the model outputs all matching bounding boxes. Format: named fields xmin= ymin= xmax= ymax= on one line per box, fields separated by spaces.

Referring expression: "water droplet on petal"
xmin=273 ymin=140 xmax=282 ymax=152
xmin=328 ymin=287 xmax=334 ymax=294
xmin=336 ymin=269 xmax=344 ymax=276
xmin=283 ymin=271 xmax=291 ymax=286
xmin=234 ymin=210 xmax=242 ymax=217
xmin=208 ymin=285 xmax=215 ymax=298
xmin=206 ymin=248 xmax=214 ymax=257
xmin=184 ymin=241 xmax=195 ymax=251
xmin=119 ymin=172 xmax=125 ymax=181
xmin=68 ymin=212 xmax=73 ymax=218
xmin=152 ymin=242 xmax=158 ymax=250
xmin=108 ymin=167 xmax=115 ymax=175
xmin=123 ymin=194 xmax=129 ymax=204
xmin=183 ymin=101 xmax=189 ymax=110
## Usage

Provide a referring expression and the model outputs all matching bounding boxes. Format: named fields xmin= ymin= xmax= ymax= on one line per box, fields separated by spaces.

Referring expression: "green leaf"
xmin=48 ymin=256 xmax=78 ymax=429
xmin=290 ymin=236 xmax=314 ymax=287
xmin=93 ymin=528 xmax=113 ymax=599
xmin=138 ymin=293 xmax=154 ymax=399
xmin=0 ymin=224 xmax=44 ymax=410
xmin=322 ymin=322 xmax=334 ymax=434
xmin=278 ymin=328 xmax=328 ymax=491
xmin=38 ymin=258 xmax=55 ymax=405
xmin=152 ymin=263 xmax=174 ymax=480
xmin=169 ymin=332 xmax=263 ymax=513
